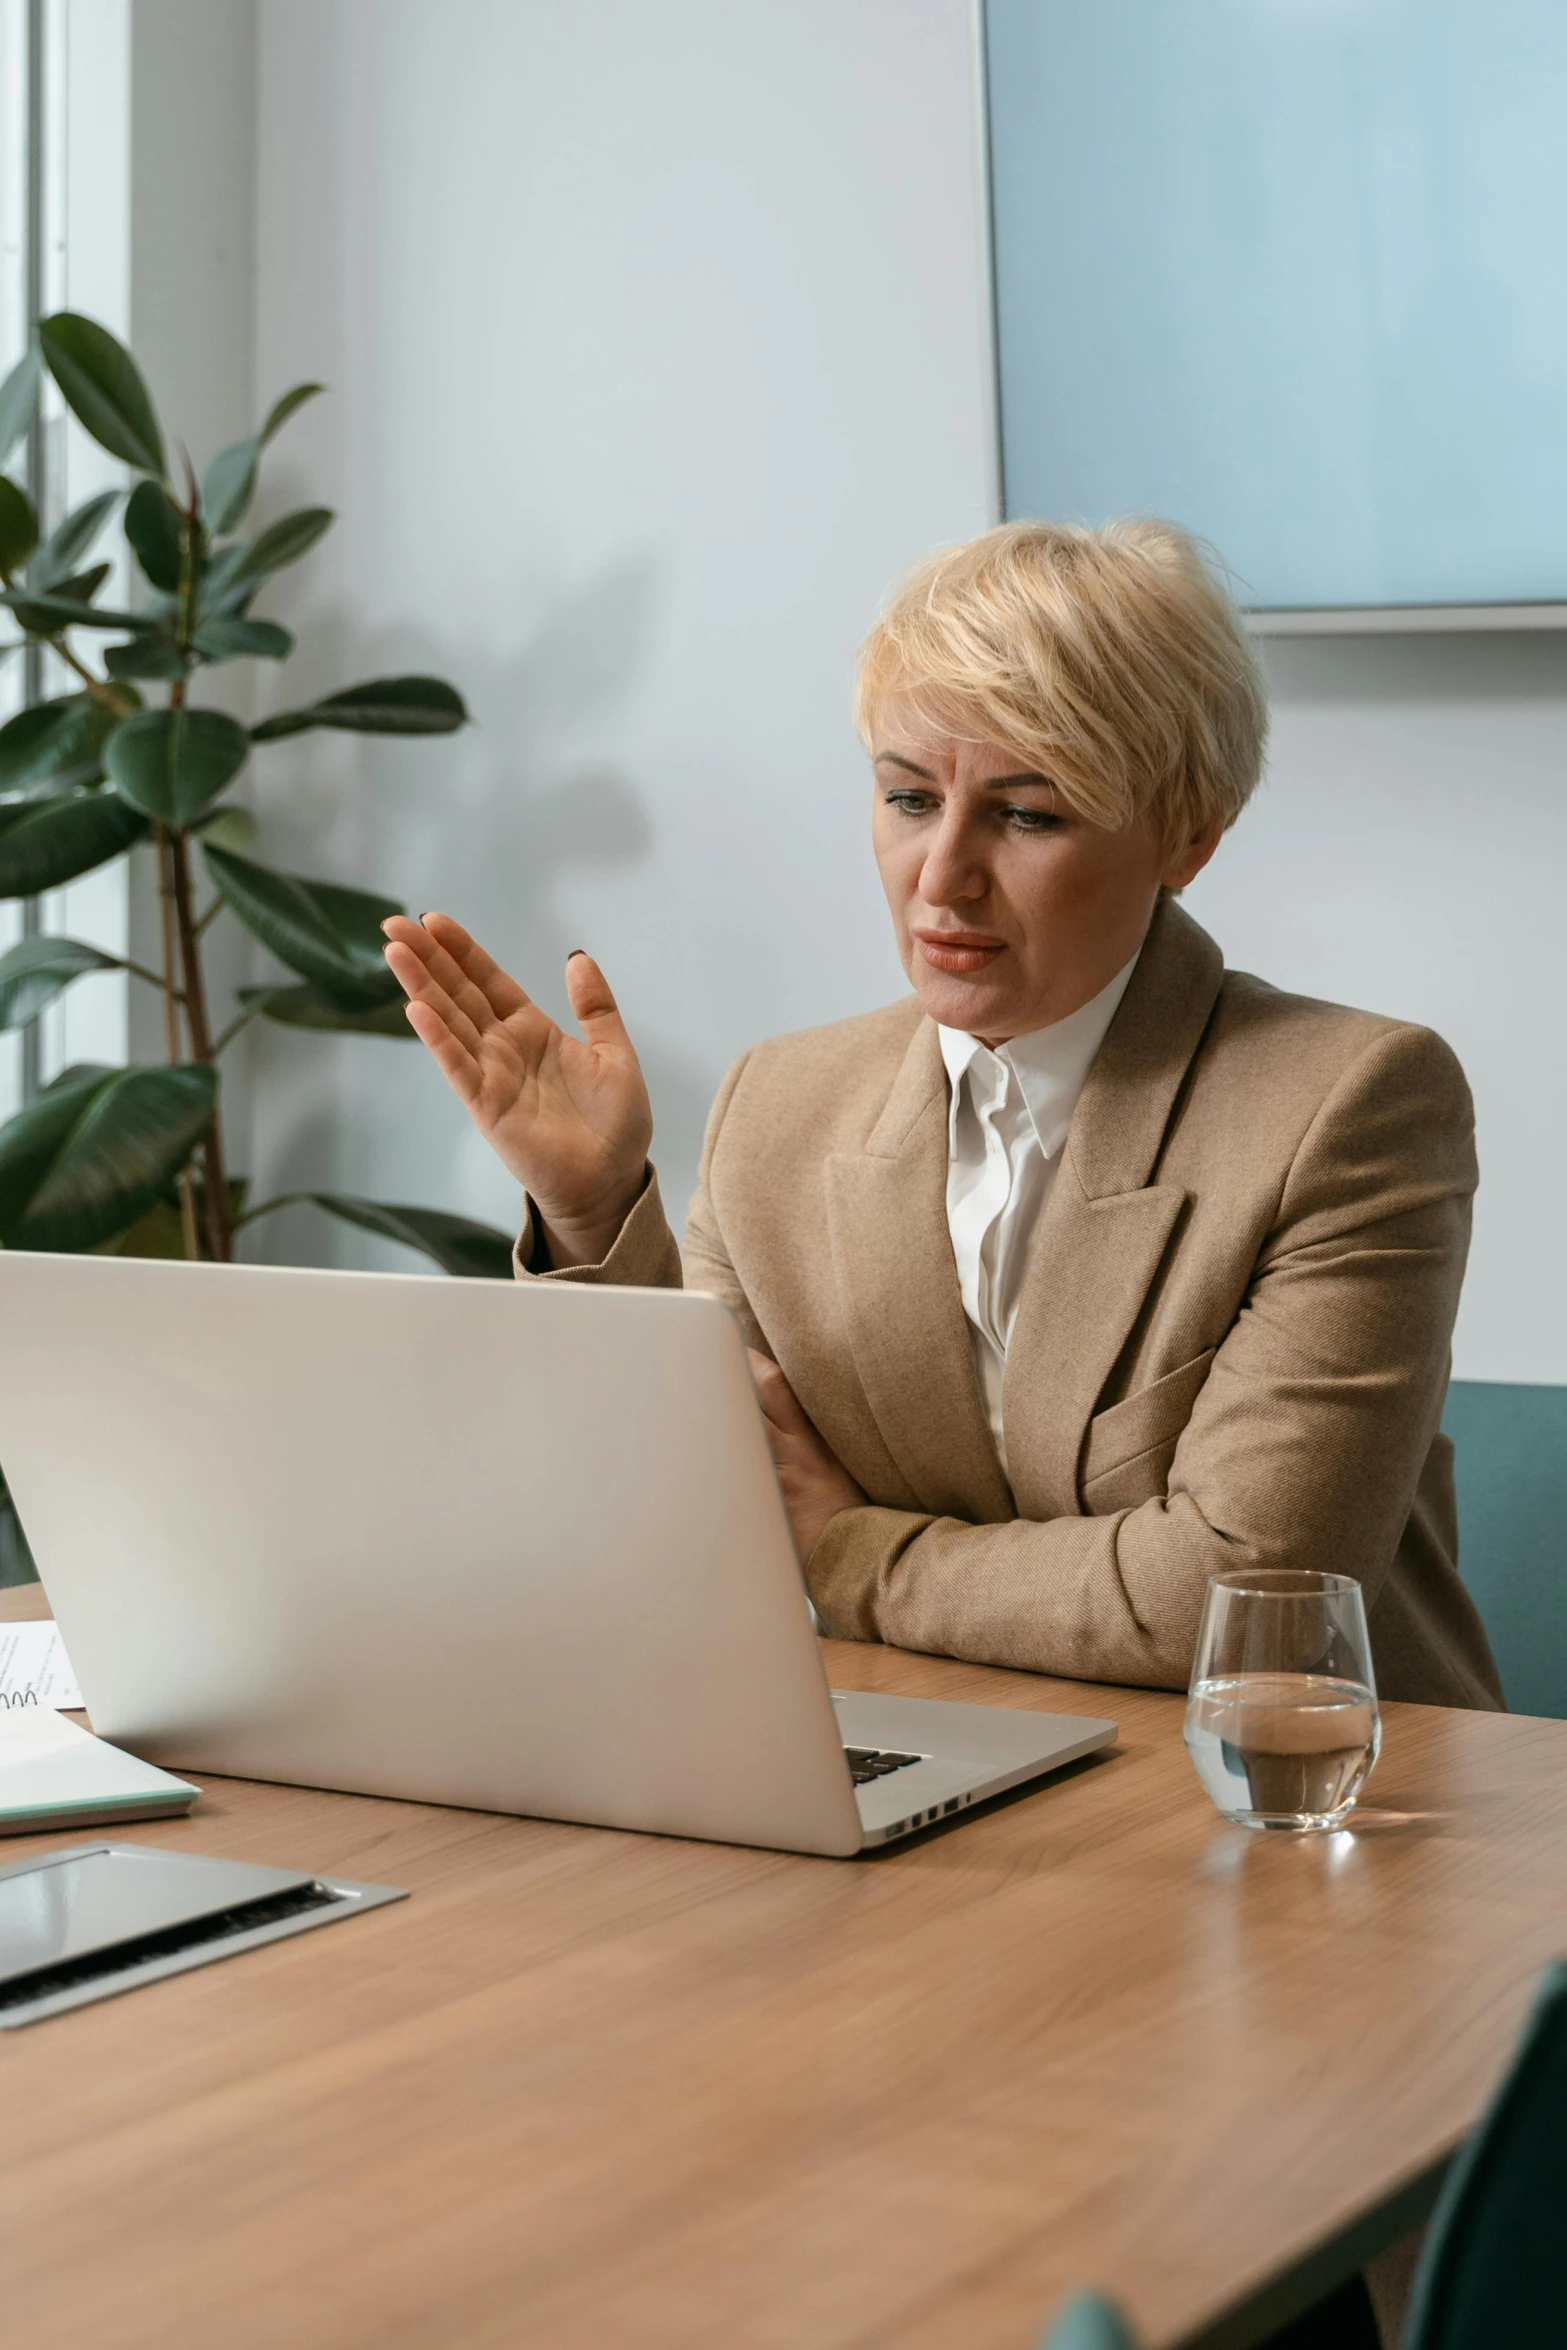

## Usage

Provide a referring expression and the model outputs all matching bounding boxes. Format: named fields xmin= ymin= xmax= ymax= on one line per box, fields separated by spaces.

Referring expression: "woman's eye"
xmin=885 ymin=790 xmax=936 ymax=817
xmin=1002 ymin=804 xmax=1061 ymax=831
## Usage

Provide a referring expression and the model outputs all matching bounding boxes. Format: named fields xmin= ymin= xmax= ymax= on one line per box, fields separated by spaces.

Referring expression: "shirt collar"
xmin=938 ymin=950 xmax=1141 ymax=1162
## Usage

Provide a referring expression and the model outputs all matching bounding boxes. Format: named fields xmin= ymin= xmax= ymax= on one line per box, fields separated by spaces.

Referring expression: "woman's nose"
xmin=919 ymin=816 xmax=989 ymax=906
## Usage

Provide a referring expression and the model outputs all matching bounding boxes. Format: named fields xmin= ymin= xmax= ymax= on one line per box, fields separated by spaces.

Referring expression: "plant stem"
xmin=212 ymin=1003 xmax=259 ymax=1056
xmin=154 ymin=824 xmax=201 ymax=1258
xmin=168 ymin=825 xmax=233 ymax=1262
xmin=154 ymin=828 xmax=184 ymax=1062
xmin=230 ymin=1190 xmax=308 ymax=1234
xmin=120 ymin=954 xmax=184 ymax=998
xmin=42 ymin=631 xmax=137 ymax=716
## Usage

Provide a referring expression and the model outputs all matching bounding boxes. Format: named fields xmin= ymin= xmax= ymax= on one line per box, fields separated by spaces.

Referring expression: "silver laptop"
xmin=0 ymin=1253 xmax=1115 ymax=1857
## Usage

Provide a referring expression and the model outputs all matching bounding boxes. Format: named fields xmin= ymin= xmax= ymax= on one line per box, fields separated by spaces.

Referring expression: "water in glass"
xmin=1184 ymin=1572 xmax=1380 ymax=1830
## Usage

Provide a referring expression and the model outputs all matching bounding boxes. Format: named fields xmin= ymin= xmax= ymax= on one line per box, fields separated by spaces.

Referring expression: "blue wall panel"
xmin=986 ymin=0 xmax=1567 ymax=610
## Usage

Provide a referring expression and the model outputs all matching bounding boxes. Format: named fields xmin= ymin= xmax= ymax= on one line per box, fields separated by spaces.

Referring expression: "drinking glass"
xmin=1184 ymin=1570 xmax=1380 ymax=1831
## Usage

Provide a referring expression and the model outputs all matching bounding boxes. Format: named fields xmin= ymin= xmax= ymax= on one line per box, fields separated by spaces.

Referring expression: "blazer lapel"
xmin=824 ymin=1020 xmax=1015 ymax=1525
xmin=1003 ymin=901 xmax=1225 ymax=1522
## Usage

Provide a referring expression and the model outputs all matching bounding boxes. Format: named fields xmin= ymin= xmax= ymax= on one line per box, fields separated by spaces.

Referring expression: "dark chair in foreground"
xmin=1036 ymin=1963 xmax=1567 ymax=2350
xmin=1402 ymin=1960 xmax=1567 ymax=2350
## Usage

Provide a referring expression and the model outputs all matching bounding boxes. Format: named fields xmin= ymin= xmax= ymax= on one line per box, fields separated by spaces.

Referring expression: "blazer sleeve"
xmin=805 ymin=1025 xmax=1478 ymax=1691
xmin=511 ymin=1050 xmax=758 ymax=1324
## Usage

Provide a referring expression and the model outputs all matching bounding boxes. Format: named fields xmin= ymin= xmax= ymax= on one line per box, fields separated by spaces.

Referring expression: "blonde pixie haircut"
xmin=855 ymin=517 xmax=1268 ymax=844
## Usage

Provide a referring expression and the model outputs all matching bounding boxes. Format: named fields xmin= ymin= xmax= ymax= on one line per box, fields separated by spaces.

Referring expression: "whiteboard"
xmin=985 ymin=0 xmax=1567 ymax=614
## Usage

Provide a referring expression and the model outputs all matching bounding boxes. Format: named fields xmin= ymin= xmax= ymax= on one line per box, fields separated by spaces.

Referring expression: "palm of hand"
xmin=381 ymin=913 xmax=652 ymax=1239
xmin=477 ymin=1003 xmax=651 ymax=1204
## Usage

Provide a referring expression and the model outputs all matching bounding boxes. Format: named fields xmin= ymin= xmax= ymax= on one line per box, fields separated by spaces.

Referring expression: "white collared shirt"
xmin=938 ymin=954 xmax=1139 ymax=1480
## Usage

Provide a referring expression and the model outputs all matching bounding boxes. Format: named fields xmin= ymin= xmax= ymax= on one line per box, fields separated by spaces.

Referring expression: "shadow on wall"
xmin=240 ymin=561 xmax=715 ymax=1272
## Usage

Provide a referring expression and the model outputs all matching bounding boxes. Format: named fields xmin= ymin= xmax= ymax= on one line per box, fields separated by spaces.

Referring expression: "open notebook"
xmin=0 ymin=1708 xmax=198 ymax=1836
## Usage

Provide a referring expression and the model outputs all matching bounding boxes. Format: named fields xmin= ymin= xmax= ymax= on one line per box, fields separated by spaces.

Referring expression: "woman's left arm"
xmin=793 ymin=1025 xmax=1486 ymax=1698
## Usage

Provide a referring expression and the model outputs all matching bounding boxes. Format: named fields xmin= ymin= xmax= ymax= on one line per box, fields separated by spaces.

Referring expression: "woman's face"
xmin=870 ymin=710 xmax=1221 ymax=1041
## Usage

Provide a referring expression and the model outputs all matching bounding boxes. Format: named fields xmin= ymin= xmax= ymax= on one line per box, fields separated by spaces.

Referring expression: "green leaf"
xmin=96 ymin=1175 xmax=248 ymax=1261
xmin=251 ymin=673 xmax=468 ymax=743
xmin=229 ymin=505 xmax=333 ymax=587
xmin=124 ymin=478 xmax=185 ymax=591
xmin=190 ymin=615 xmax=293 ymax=662
xmin=0 ymin=694 xmax=118 ymax=793
xmin=305 ymin=1195 xmax=515 ymax=1278
xmin=28 ymin=489 xmax=119 ymax=590
xmin=201 ymin=381 xmax=325 ymax=536
xmin=0 ymin=476 xmax=38 ymax=576
xmin=0 ymin=1061 xmax=216 ymax=1250
xmin=202 ymin=844 xmax=403 ymax=1003
xmin=95 ymin=1196 xmax=189 ymax=1259
xmin=193 ymin=540 xmax=253 ymax=617
xmin=0 ymin=791 xmax=149 ymax=897
xmin=0 ymin=583 xmax=161 ymax=634
xmin=261 ymin=381 xmax=326 ymax=444
xmin=191 ymin=803 xmax=256 ymax=854
xmin=104 ymin=635 xmax=188 ymax=683
xmin=103 ymin=706 xmax=251 ymax=824
xmin=238 ymin=981 xmax=414 ymax=1037
xmin=40 ymin=562 xmax=111 ymax=608
xmin=201 ymin=443 xmax=257 ymax=540
xmin=0 ymin=934 xmax=119 ymax=1029
xmin=37 ymin=312 xmax=165 ymax=476
xmin=0 ymin=351 xmax=41 ymax=468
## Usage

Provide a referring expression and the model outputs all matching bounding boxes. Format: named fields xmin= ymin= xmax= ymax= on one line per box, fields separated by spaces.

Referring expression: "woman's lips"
xmin=914 ymin=930 xmax=1007 ymax=974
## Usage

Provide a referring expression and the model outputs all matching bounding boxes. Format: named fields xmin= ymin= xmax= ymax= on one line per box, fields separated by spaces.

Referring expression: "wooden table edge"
xmin=1172 ymin=2157 xmax=1447 ymax=2350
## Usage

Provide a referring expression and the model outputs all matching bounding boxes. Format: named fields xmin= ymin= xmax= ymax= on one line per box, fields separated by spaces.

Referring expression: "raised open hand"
xmin=382 ymin=913 xmax=653 ymax=1268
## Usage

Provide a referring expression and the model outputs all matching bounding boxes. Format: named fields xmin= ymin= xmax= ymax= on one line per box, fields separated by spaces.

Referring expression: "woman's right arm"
xmin=381 ymin=914 xmax=653 ymax=1270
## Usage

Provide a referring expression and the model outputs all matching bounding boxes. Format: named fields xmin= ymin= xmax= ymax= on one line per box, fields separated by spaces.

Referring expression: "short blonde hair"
xmin=855 ymin=517 xmax=1268 ymax=841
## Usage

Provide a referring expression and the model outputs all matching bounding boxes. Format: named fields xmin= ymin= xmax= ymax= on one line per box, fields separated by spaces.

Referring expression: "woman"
xmin=383 ymin=519 xmax=1500 ymax=1709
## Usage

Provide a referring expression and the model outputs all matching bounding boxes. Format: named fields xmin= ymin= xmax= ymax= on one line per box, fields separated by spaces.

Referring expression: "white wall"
xmin=235 ymin=0 xmax=1563 ymax=1384
xmin=243 ymin=0 xmax=992 ymax=1266
xmin=1187 ymin=631 xmax=1567 ymax=1385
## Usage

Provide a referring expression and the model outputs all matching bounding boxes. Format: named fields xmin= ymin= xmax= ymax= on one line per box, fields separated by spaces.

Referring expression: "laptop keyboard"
xmin=844 ymin=1745 xmax=924 ymax=1787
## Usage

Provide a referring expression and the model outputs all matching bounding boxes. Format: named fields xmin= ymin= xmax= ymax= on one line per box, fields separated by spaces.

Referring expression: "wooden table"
xmin=4 ymin=1580 xmax=1566 ymax=2350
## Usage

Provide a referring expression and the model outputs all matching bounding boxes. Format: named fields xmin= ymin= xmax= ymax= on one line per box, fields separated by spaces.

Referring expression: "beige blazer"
xmin=519 ymin=899 xmax=1502 ymax=1709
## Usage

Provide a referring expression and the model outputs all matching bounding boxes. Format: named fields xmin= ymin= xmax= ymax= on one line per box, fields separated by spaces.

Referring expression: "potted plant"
xmin=0 ymin=313 xmax=515 ymax=1574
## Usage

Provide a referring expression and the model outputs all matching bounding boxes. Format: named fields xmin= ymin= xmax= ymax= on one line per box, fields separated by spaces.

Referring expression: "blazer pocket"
xmin=1079 ymin=1348 xmax=1217 ymax=1514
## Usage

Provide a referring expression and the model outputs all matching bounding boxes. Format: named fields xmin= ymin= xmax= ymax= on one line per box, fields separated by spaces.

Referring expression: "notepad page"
xmin=0 ymin=1707 xmax=197 ymax=1826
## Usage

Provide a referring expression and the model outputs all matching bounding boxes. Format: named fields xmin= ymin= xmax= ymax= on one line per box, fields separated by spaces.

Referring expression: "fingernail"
xmin=567 ymin=947 xmax=586 ymax=960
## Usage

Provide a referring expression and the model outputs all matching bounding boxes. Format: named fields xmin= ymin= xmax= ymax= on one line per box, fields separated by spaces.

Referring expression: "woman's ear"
xmin=1161 ymin=815 xmax=1226 ymax=894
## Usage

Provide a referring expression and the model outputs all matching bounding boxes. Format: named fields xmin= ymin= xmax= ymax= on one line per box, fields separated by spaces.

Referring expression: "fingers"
xmin=381 ymin=919 xmax=509 ymax=1040
xmin=421 ymin=913 xmax=533 ymax=1022
xmin=401 ymin=996 xmax=484 ymax=1108
xmin=748 ymin=1348 xmax=812 ymax=1437
xmin=382 ymin=939 xmax=487 ymax=1061
xmin=564 ymin=951 xmax=636 ymax=1056
xmin=380 ymin=914 xmax=533 ymax=1035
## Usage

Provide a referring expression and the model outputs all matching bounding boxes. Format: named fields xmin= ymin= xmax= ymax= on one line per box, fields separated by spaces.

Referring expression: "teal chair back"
xmin=1403 ymin=1961 xmax=1567 ymax=2349
xmin=1442 ymin=1381 xmax=1567 ymax=1718
xmin=1036 ymin=2295 xmax=1138 ymax=2350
